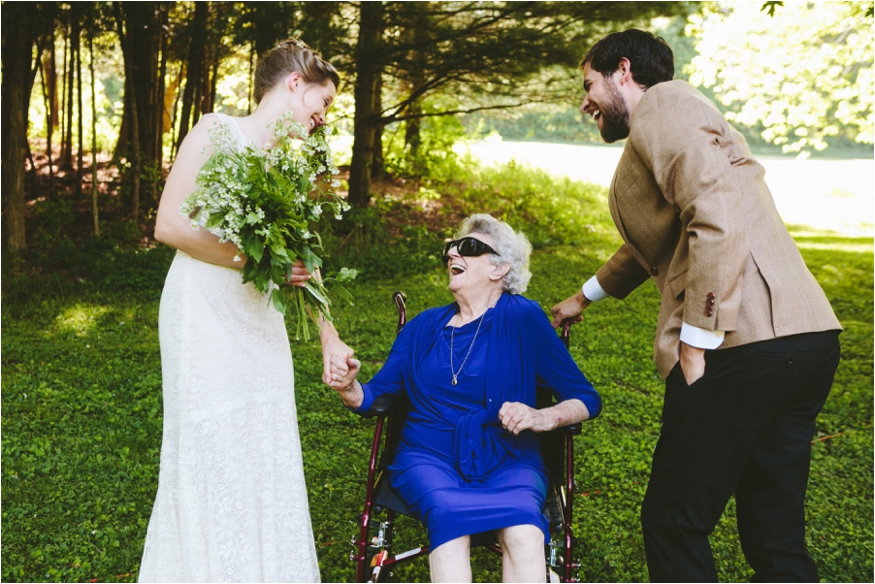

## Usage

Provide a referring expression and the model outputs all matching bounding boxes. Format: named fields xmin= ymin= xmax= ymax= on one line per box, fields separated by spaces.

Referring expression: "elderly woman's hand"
xmin=324 ymin=354 xmax=365 ymax=409
xmin=499 ymin=398 xmax=590 ymax=435
xmin=498 ymin=402 xmax=553 ymax=435
xmin=329 ymin=354 xmax=360 ymax=388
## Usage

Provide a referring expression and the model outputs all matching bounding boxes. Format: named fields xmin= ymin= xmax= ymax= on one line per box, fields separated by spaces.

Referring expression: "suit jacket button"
xmin=705 ymin=308 xmax=713 ymax=317
xmin=650 ymin=267 xmax=659 ymax=276
xmin=707 ymin=292 xmax=716 ymax=299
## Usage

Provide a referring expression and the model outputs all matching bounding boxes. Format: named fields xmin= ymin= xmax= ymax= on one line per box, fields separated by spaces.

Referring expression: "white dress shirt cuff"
xmin=582 ymin=276 xmax=610 ymax=303
xmin=680 ymin=322 xmax=725 ymax=350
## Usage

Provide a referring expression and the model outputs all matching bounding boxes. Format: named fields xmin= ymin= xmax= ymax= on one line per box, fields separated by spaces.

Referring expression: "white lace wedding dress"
xmin=139 ymin=114 xmax=320 ymax=583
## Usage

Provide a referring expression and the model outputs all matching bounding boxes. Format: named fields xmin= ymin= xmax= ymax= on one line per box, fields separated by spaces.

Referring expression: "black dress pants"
xmin=641 ymin=331 xmax=841 ymax=583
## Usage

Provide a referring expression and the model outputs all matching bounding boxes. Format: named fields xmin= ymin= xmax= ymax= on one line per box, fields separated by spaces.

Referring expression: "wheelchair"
xmin=349 ymin=292 xmax=583 ymax=583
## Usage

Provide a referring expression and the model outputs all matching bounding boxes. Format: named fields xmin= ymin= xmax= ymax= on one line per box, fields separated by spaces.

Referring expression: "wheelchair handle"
xmin=561 ymin=319 xmax=572 ymax=349
xmin=393 ymin=291 xmax=407 ymax=334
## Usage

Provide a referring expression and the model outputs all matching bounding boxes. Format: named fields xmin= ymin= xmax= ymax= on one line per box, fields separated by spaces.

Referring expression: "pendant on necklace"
xmin=452 ymin=376 xmax=458 ymax=386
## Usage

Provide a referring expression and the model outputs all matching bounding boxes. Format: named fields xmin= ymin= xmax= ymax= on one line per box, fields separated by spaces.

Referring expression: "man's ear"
xmin=617 ymin=57 xmax=633 ymax=85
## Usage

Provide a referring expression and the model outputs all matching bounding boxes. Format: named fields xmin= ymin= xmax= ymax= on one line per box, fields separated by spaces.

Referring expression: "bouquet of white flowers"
xmin=180 ymin=113 xmax=357 ymax=340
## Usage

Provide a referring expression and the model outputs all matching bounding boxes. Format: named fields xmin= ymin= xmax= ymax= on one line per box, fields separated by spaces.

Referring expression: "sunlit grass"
xmin=53 ymin=305 xmax=113 ymax=336
xmin=1 ymin=160 xmax=871 ymax=583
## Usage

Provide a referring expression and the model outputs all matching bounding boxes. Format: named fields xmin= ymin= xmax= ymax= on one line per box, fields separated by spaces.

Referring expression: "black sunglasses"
xmin=441 ymin=237 xmax=499 ymax=265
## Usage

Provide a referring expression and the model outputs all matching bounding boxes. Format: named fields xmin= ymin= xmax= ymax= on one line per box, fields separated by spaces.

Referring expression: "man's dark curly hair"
xmin=580 ymin=29 xmax=675 ymax=89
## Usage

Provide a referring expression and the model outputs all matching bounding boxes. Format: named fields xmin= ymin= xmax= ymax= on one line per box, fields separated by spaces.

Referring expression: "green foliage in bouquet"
xmin=180 ymin=113 xmax=357 ymax=340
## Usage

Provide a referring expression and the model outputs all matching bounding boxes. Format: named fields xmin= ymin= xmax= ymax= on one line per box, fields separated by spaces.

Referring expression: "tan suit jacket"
xmin=595 ymin=80 xmax=841 ymax=378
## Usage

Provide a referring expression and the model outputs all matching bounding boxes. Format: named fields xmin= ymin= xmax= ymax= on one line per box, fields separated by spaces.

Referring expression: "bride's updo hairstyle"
xmin=253 ymin=38 xmax=341 ymax=104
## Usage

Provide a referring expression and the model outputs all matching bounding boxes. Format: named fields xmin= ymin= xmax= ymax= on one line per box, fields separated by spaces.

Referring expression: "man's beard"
xmin=598 ymin=80 xmax=631 ymax=143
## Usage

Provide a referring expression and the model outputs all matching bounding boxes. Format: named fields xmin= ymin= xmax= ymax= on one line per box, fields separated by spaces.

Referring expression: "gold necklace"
xmin=450 ymin=311 xmax=486 ymax=386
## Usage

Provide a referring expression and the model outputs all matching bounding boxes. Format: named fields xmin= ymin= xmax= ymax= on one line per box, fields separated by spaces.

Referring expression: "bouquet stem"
xmin=289 ymin=281 xmax=333 ymax=341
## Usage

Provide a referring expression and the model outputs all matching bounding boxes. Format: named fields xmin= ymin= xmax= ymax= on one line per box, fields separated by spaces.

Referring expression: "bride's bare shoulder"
xmin=176 ymin=114 xmax=227 ymax=160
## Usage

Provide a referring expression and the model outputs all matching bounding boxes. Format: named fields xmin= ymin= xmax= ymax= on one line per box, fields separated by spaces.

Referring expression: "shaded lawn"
xmin=2 ymin=227 xmax=872 ymax=583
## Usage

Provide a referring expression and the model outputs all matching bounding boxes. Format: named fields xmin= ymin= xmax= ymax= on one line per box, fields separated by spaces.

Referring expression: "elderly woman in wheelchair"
xmin=327 ymin=214 xmax=601 ymax=582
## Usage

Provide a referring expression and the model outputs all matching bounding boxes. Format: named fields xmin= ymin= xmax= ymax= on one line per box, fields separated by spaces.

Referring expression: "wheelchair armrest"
xmin=368 ymin=394 xmax=397 ymax=417
xmin=562 ymin=422 xmax=582 ymax=436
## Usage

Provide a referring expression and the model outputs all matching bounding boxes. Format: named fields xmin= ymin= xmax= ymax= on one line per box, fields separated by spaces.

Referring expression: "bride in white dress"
xmin=139 ymin=40 xmax=350 ymax=583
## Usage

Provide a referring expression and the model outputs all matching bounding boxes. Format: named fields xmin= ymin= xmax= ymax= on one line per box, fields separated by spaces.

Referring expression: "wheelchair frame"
xmin=350 ymin=292 xmax=581 ymax=583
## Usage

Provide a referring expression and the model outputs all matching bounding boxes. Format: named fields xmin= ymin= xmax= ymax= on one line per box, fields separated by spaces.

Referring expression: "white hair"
xmin=455 ymin=214 xmax=532 ymax=294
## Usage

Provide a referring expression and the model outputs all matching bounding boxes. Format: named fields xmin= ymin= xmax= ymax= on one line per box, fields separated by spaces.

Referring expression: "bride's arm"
xmin=154 ymin=117 xmax=243 ymax=268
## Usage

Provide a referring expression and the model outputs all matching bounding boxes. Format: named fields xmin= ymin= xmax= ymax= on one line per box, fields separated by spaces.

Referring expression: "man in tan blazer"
xmin=551 ymin=29 xmax=841 ymax=582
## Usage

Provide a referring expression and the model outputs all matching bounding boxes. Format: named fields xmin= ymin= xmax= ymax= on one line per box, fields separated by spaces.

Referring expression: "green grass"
xmin=2 ymin=163 xmax=872 ymax=582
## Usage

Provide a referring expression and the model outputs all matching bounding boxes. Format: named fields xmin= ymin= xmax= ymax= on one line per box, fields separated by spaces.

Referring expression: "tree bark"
xmin=371 ymin=73 xmax=384 ymax=180
xmin=348 ymin=1 xmax=385 ymax=208
xmin=62 ymin=30 xmax=74 ymax=170
xmin=114 ymin=2 xmax=170 ymax=220
xmin=1 ymin=4 xmax=41 ymax=253
xmin=48 ymin=34 xmax=59 ymax=131
xmin=90 ymin=30 xmax=100 ymax=236
xmin=74 ymin=13 xmax=84 ymax=192
xmin=177 ymin=1 xmax=209 ymax=148
xmin=248 ymin=43 xmax=254 ymax=114
xmin=152 ymin=6 xmax=169 ymax=208
xmin=39 ymin=47 xmax=56 ymax=190
xmin=169 ymin=63 xmax=184 ymax=160
xmin=114 ymin=2 xmax=142 ymax=223
xmin=155 ymin=5 xmax=169 ymax=163
xmin=402 ymin=3 xmax=429 ymax=174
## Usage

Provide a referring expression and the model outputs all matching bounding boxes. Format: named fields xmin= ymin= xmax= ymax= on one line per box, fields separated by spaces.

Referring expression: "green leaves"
xmin=179 ymin=115 xmax=355 ymax=334
xmin=298 ymin=244 xmax=322 ymax=275
xmin=686 ymin=2 xmax=874 ymax=153
xmin=335 ymin=267 xmax=359 ymax=283
xmin=241 ymin=231 xmax=265 ymax=263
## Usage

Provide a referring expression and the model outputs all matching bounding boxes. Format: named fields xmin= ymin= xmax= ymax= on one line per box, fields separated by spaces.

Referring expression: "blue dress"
xmin=354 ymin=294 xmax=601 ymax=551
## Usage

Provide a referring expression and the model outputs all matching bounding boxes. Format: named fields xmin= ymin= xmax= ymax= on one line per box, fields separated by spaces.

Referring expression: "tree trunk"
xmin=204 ymin=51 xmax=219 ymax=115
xmin=1 ymin=5 xmax=40 ymax=253
xmin=170 ymin=63 xmax=184 ymax=160
xmin=62 ymin=31 xmax=74 ymax=170
xmin=248 ymin=43 xmax=254 ymax=114
xmin=348 ymin=1 xmax=385 ymax=208
xmin=48 ymin=34 xmax=59 ymax=131
xmin=114 ymin=2 xmax=168 ymax=220
xmin=74 ymin=14 xmax=84 ymax=193
xmin=153 ymin=7 xmax=169 ymax=208
xmin=372 ymin=73 xmax=384 ymax=180
xmin=115 ymin=2 xmax=141 ymax=223
xmin=90 ymin=31 xmax=100 ymax=236
xmin=40 ymin=47 xmax=56 ymax=191
xmin=401 ymin=82 xmax=426 ymax=174
xmin=177 ymin=1 xmax=208 ymax=148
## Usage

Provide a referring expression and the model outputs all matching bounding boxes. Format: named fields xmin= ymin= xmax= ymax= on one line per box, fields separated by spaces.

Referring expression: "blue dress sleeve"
xmin=532 ymin=309 xmax=602 ymax=419
xmin=351 ymin=323 xmax=414 ymax=416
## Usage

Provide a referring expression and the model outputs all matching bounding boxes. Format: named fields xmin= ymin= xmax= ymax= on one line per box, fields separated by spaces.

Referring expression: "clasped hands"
xmin=285 ymin=260 xmax=360 ymax=390
xmin=498 ymin=402 xmax=554 ymax=434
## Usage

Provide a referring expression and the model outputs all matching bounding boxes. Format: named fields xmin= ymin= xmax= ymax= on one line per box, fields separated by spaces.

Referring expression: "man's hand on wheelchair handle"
xmin=550 ymin=289 xmax=590 ymax=329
